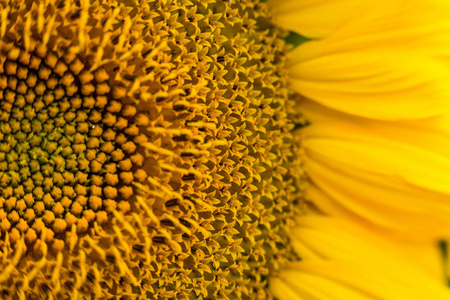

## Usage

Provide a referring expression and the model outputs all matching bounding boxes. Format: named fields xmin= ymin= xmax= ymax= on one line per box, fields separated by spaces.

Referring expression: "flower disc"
xmin=0 ymin=0 xmax=303 ymax=299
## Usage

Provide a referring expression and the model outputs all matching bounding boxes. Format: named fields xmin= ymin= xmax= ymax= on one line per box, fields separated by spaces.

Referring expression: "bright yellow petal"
xmin=267 ymin=0 xmax=364 ymax=39
xmin=272 ymin=214 xmax=449 ymax=300
xmin=286 ymin=0 xmax=450 ymax=120
xmin=272 ymin=1 xmax=450 ymax=298
xmin=306 ymin=157 xmax=450 ymax=233
xmin=305 ymin=131 xmax=450 ymax=195
xmin=272 ymin=260 xmax=450 ymax=300
xmin=291 ymin=214 xmax=445 ymax=282
xmin=290 ymin=48 xmax=450 ymax=120
xmin=301 ymin=106 xmax=450 ymax=239
xmin=299 ymin=97 xmax=450 ymax=137
xmin=304 ymin=176 xmax=450 ymax=241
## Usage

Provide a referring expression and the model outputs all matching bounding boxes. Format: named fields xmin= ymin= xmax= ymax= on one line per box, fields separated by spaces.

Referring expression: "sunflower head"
xmin=0 ymin=0 xmax=302 ymax=298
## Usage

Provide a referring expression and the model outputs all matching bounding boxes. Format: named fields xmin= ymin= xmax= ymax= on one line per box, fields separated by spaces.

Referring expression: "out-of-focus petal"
xmin=268 ymin=0 xmax=364 ymax=39
xmin=272 ymin=260 xmax=450 ymax=300
xmin=285 ymin=0 xmax=450 ymax=120
xmin=272 ymin=214 xmax=449 ymax=299
xmin=301 ymin=99 xmax=450 ymax=239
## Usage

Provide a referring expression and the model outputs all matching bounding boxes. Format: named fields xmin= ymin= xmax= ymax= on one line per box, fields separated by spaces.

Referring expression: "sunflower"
xmin=0 ymin=0 xmax=304 ymax=299
xmin=3 ymin=0 xmax=448 ymax=299
xmin=268 ymin=0 xmax=450 ymax=299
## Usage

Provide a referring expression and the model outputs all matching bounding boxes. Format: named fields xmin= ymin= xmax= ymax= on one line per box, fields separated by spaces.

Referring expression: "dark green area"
xmin=439 ymin=240 xmax=450 ymax=286
xmin=292 ymin=121 xmax=310 ymax=131
xmin=285 ymin=31 xmax=311 ymax=48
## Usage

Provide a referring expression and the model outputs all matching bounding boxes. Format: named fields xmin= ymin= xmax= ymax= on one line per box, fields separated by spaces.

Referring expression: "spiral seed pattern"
xmin=0 ymin=0 xmax=303 ymax=299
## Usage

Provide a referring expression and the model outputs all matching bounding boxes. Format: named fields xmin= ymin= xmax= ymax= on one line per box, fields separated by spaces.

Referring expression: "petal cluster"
xmin=272 ymin=214 xmax=449 ymax=299
xmin=270 ymin=0 xmax=450 ymax=298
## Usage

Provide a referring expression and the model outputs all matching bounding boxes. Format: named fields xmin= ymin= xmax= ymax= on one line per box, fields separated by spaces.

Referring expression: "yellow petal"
xmin=272 ymin=214 xmax=449 ymax=299
xmin=299 ymin=97 xmax=450 ymax=136
xmin=268 ymin=0 xmax=364 ymax=39
xmin=298 ymin=99 xmax=450 ymax=240
xmin=290 ymin=49 xmax=450 ymax=120
xmin=305 ymin=130 xmax=450 ymax=195
xmin=303 ymin=117 xmax=450 ymax=195
xmin=272 ymin=260 xmax=450 ymax=300
xmin=307 ymin=150 xmax=450 ymax=238
xmin=291 ymin=214 xmax=445 ymax=281
xmin=287 ymin=0 xmax=450 ymax=120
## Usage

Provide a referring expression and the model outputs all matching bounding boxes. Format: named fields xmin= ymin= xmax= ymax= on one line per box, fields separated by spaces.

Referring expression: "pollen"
xmin=0 ymin=0 xmax=302 ymax=299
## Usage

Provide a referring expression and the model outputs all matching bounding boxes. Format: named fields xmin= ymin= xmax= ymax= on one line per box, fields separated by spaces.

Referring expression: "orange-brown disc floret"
xmin=0 ymin=0 xmax=303 ymax=299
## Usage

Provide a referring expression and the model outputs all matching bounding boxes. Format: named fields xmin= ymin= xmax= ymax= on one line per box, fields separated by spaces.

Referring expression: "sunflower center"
xmin=0 ymin=0 xmax=303 ymax=298
xmin=0 ymin=46 xmax=141 ymax=250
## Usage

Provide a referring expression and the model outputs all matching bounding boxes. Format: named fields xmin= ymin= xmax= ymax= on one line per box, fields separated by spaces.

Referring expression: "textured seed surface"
xmin=0 ymin=0 xmax=303 ymax=299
